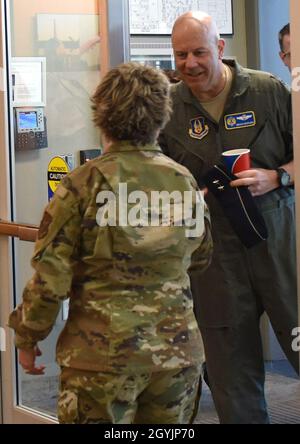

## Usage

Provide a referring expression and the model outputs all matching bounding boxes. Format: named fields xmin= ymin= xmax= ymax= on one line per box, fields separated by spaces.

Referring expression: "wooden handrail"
xmin=0 ymin=220 xmax=38 ymax=242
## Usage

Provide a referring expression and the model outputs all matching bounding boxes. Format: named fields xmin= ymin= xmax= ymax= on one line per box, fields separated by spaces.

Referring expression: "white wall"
xmin=224 ymin=0 xmax=247 ymax=66
xmin=258 ymin=0 xmax=290 ymax=83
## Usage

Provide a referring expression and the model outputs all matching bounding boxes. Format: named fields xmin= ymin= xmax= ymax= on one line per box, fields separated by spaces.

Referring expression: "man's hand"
xmin=230 ymin=168 xmax=278 ymax=197
xmin=19 ymin=346 xmax=45 ymax=375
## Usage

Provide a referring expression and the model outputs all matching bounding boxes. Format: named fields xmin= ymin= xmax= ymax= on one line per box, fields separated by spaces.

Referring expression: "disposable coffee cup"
xmin=222 ymin=149 xmax=251 ymax=174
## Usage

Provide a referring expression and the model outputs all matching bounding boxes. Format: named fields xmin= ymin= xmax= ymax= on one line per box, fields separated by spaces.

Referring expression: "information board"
xmin=11 ymin=57 xmax=46 ymax=107
xmin=129 ymin=0 xmax=233 ymax=35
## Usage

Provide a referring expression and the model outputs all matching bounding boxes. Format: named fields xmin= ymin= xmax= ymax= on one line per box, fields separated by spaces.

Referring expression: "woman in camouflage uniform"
xmin=9 ymin=63 xmax=212 ymax=424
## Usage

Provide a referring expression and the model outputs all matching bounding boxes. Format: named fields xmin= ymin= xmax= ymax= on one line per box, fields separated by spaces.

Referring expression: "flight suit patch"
xmin=38 ymin=211 xmax=53 ymax=240
xmin=189 ymin=117 xmax=209 ymax=140
xmin=224 ymin=111 xmax=256 ymax=130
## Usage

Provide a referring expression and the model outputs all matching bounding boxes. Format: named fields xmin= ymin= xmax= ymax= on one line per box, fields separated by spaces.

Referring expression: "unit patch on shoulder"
xmin=224 ymin=111 xmax=256 ymax=130
xmin=189 ymin=117 xmax=209 ymax=140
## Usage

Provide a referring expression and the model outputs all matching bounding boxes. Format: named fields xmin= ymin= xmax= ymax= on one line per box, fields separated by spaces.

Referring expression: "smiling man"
xmin=159 ymin=11 xmax=298 ymax=425
xmin=172 ymin=12 xmax=225 ymax=102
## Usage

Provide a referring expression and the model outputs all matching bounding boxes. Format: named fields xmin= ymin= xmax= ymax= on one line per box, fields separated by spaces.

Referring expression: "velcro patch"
xmin=189 ymin=117 xmax=209 ymax=140
xmin=56 ymin=185 xmax=69 ymax=199
xmin=224 ymin=111 xmax=256 ymax=130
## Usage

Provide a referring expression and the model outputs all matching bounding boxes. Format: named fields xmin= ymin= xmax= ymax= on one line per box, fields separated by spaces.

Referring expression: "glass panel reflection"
xmin=10 ymin=0 xmax=101 ymax=418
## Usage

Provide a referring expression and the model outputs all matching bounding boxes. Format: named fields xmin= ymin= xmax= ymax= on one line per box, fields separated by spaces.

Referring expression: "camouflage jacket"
xmin=9 ymin=141 xmax=212 ymax=373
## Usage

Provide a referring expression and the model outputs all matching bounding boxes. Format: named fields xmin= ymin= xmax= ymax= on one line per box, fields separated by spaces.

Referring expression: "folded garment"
xmin=203 ymin=164 xmax=268 ymax=248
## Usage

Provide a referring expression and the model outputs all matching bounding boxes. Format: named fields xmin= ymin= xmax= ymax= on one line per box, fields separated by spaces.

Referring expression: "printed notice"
xmin=12 ymin=57 xmax=46 ymax=106
xmin=130 ymin=0 xmax=233 ymax=35
xmin=48 ymin=156 xmax=70 ymax=201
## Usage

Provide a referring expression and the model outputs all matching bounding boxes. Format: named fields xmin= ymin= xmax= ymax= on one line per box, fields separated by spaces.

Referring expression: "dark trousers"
xmin=191 ymin=193 xmax=298 ymax=424
xmin=200 ymin=323 xmax=269 ymax=424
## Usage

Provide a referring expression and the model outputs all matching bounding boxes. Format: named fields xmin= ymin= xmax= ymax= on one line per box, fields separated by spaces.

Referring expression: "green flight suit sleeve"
xmin=8 ymin=183 xmax=81 ymax=350
xmin=189 ymin=206 xmax=213 ymax=273
xmin=188 ymin=177 xmax=213 ymax=273
xmin=270 ymin=75 xmax=293 ymax=162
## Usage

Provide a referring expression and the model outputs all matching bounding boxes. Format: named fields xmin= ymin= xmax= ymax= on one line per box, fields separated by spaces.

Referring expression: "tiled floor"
xmin=195 ymin=361 xmax=300 ymax=424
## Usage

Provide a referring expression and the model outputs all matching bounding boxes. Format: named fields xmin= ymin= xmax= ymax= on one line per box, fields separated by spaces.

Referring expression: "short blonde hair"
xmin=92 ymin=62 xmax=172 ymax=146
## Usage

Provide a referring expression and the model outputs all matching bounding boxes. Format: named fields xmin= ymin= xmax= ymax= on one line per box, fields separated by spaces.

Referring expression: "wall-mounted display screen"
xmin=129 ymin=0 xmax=233 ymax=35
xmin=18 ymin=111 xmax=38 ymax=130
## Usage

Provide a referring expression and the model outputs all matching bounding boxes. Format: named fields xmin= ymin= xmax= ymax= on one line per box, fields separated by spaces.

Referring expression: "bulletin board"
xmin=129 ymin=0 xmax=233 ymax=35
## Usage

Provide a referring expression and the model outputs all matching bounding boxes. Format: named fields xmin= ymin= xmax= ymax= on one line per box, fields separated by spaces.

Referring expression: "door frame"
xmin=0 ymin=0 xmax=16 ymax=425
xmin=0 ymin=0 xmax=129 ymax=423
xmin=1 ymin=0 xmax=299 ymax=425
xmin=291 ymin=0 xmax=300 ymax=373
xmin=0 ymin=0 xmax=57 ymax=423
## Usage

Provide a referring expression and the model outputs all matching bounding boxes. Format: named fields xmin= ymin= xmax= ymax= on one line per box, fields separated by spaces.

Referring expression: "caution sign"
xmin=48 ymin=156 xmax=70 ymax=200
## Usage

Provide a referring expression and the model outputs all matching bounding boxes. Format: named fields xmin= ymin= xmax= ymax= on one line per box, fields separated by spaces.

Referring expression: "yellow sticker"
xmin=48 ymin=156 xmax=70 ymax=200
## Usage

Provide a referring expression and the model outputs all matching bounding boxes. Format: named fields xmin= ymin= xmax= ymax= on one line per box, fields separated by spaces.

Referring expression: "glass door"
xmin=0 ymin=0 xmax=128 ymax=424
xmin=11 ymin=0 xmax=102 ymax=420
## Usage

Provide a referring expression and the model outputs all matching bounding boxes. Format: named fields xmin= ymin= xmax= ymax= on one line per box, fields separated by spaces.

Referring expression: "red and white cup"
xmin=222 ymin=149 xmax=251 ymax=174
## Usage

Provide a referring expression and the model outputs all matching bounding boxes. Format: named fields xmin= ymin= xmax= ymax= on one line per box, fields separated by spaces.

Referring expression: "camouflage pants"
xmin=58 ymin=365 xmax=201 ymax=424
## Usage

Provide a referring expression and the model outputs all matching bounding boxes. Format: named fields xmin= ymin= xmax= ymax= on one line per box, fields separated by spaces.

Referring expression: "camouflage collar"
xmin=105 ymin=141 xmax=162 ymax=154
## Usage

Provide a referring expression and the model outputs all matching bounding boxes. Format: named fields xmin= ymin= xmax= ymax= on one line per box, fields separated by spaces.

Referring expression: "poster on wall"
xmin=129 ymin=0 xmax=233 ymax=35
xmin=36 ymin=14 xmax=100 ymax=72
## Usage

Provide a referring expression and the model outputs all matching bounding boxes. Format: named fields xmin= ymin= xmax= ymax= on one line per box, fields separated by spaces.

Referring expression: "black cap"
xmin=203 ymin=164 xmax=268 ymax=248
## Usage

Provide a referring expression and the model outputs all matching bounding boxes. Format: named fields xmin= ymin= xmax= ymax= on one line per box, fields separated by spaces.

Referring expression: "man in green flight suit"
xmin=159 ymin=11 xmax=298 ymax=424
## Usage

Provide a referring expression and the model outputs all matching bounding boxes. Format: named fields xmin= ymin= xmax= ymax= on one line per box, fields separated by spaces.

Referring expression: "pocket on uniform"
xmin=57 ymin=388 xmax=79 ymax=424
xmin=257 ymin=192 xmax=295 ymax=215
xmin=250 ymin=118 xmax=289 ymax=168
xmin=261 ymin=198 xmax=295 ymax=248
xmin=33 ymin=190 xmax=79 ymax=260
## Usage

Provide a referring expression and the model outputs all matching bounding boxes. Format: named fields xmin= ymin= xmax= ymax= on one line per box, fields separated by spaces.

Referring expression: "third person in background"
xmin=279 ymin=23 xmax=291 ymax=72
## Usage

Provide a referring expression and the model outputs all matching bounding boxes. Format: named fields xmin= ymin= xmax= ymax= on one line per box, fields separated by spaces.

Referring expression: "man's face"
xmin=172 ymin=21 xmax=225 ymax=95
xmin=280 ymin=33 xmax=291 ymax=72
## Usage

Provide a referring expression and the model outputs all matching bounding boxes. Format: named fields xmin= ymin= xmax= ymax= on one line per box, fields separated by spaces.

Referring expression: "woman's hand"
xmin=19 ymin=346 xmax=45 ymax=375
